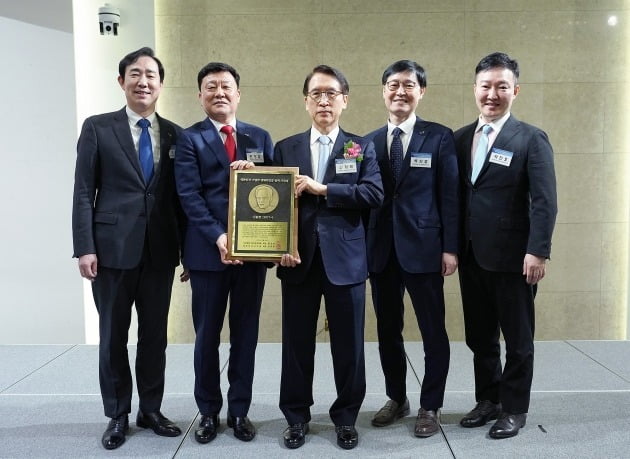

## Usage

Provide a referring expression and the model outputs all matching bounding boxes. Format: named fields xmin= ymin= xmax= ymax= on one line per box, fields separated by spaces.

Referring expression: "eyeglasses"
xmin=307 ymin=90 xmax=343 ymax=102
xmin=385 ymin=80 xmax=418 ymax=92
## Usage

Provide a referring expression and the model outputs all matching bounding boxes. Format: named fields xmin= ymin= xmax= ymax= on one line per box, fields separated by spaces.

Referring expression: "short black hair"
xmin=118 ymin=47 xmax=164 ymax=83
xmin=475 ymin=52 xmax=519 ymax=81
xmin=381 ymin=60 xmax=427 ymax=88
xmin=197 ymin=62 xmax=240 ymax=90
xmin=302 ymin=65 xmax=349 ymax=96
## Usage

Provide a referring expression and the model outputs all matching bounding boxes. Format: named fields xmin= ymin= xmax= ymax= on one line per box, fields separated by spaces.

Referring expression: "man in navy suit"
xmin=365 ymin=60 xmax=459 ymax=438
xmin=72 ymin=47 xmax=186 ymax=450
xmin=455 ymin=52 xmax=557 ymax=439
xmin=175 ymin=62 xmax=273 ymax=444
xmin=274 ymin=65 xmax=383 ymax=450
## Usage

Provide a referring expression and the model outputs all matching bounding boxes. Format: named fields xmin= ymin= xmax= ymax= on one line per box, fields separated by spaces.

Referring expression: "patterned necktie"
xmin=471 ymin=124 xmax=492 ymax=184
xmin=137 ymin=118 xmax=154 ymax=184
xmin=317 ymin=135 xmax=331 ymax=182
xmin=390 ymin=127 xmax=403 ymax=183
xmin=220 ymin=125 xmax=236 ymax=162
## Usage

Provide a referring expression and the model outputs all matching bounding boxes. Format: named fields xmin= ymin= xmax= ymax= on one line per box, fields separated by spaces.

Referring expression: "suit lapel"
xmin=294 ymin=131 xmax=314 ymax=178
xmin=200 ymin=118 xmax=230 ymax=168
xmin=112 ymin=108 xmax=145 ymax=183
xmin=476 ymin=115 xmax=519 ymax=182
xmin=373 ymin=128 xmax=394 ymax=189
xmin=323 ymin=130 xmax=349 ymax=183
xmin=397 ymin=118 xmax=428 ymax=186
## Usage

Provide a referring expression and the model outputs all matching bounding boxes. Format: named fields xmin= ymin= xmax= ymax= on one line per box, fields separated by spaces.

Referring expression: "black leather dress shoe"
xmin=102 ymin=415 xmax=128 ymax=450
xmin=489 ymin=413 xmax=527 ymax=439
xmin=335 ymin=425 xmax=358 ymax=450
xmin=460 ymin=400 xmax=501 ymax=428
xmin=227 ymin=415 xmax=256 ymax=442
xmin=372 ymin=398 xmax=410 ymax=427
xmin=283 ymin=423 xmax=309 ymax=449
xmin=136 ymin=410 xmax=182 ymax=437
xmin=195 ymin=415 xmax=219 ymax=444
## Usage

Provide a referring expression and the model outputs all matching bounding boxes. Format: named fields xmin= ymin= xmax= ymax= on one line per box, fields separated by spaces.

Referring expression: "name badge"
xmin=410 ymin=152 xmax=432 ymax=168
xmin=168 ymin=147 xmax=176 ymax=159
xmin=335 ymin=159 xmax=357 ymax=174
xmin=246 ymin=149 xmax=265 ymax=163
xmin=489 ymin=148 xmax=513 ymax=167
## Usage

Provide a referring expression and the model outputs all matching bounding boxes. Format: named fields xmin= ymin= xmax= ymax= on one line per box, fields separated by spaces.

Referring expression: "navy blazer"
xmin=72 ymin=107 xmax=183 ymax=270
xmin=273 ymin=129 xmax=384 ymax=285
xmin=365 ymin=117 xmax=459 ymax=274
xmin=454 ymin=115 xmax=558 ymax=272
xmin=175 ymin=118 xmax=274 ymax=271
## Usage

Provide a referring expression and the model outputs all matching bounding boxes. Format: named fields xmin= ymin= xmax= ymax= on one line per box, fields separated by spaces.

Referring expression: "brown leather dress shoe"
xmin=283 ymin=423 xmax=309 ymax=449
xmin=136 ymin=410 xmax=182 ymax=437
xmin=371 ymin=398 xmax=410 ymax=427
xmin=102 ymin=414 xmax=128 ymax=450
xmin=460 ymin=400 xmax=501 ymax=428
xmin=489 ymin=413 xmax=527 ymax=439
xmin=227 ymin=415 xmax=256 ymax=441
xmin=195 ymin=414 xmax=219 ymax=444
xmin=414 ymin=408 xmax=440 ymax=437
xmin=335 ymin=425 xmax=358 ymax=449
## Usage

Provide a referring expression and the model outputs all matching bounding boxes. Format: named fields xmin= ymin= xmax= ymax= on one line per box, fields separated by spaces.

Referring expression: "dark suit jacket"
xmin=273 ymin=129 xmax=384 ymax=285
xmin=365 ymin=117 xmax=459 ymax=274
xmin=72 ymin=107 xmax=183 ymax=269
xmin=454 ymin=115 xmax=557 ymax=272
xmin=175 ymin=118 xmax=273 ymax=271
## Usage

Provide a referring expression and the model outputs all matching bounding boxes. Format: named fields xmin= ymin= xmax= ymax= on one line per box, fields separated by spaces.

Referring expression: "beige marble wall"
xmin=158 ymin=0 xmax=630 ymax=343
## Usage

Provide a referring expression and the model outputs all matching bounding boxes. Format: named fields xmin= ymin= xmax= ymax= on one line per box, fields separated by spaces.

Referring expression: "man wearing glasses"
xmin=174 ymin=62 xmax=273 ymax=444
xmin=273 ymin=65 xmax=383 ymax=450
xmin=365 ymin=60 xmax=459 ymax=437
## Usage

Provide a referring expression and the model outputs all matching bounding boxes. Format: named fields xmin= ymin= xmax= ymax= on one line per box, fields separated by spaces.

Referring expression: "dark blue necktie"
xmin=390 ymin=127 xmax=403 ymax=183
xmin=137 ymin=118 xmax=154 ymax=184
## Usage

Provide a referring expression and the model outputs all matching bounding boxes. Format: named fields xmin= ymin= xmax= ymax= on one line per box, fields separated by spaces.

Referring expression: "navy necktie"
xmin=137 ymin=118 xmax=154 ymax=184
xmin=390 ymin=127 xmax=403 ymax=183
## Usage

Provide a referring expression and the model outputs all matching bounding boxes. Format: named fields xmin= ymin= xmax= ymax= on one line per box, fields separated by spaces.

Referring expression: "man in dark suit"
xmin=72 ymin=47 xmax=186 ymax=450
xmin=274 ymin=65 xmax=383 ymax=450
xmin=454 ymin=52 xmax=557 ymax=439
xmin=174 ymin=62 xmax=273 ymax=444
xmin=365 ymin=60 xmax=459 ymax=437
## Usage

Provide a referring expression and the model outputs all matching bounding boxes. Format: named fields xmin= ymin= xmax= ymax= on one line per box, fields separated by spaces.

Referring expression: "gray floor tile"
xmin=0 ymin=344 xmax=74 ymax=392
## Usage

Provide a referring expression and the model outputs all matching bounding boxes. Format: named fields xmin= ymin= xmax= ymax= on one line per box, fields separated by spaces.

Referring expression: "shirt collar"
xmin=387 ymin=114 xmax=416 ymax=136
xmin=476 ymin=112 xmax=510 ymax=133
xmin=310 ymin=126 xmax=340 ymax=146
xmin=209 ymin=117 xmax=237 ymax=134
xmin=126 ymin=107 xmax=157 ymax=127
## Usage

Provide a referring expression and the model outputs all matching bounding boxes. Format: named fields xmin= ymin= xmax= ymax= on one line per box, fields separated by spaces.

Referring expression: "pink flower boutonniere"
xmin=343 ymin=140 xmax=363 ymax=161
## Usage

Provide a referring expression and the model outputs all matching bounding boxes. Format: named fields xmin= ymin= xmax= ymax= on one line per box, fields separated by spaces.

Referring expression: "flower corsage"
xmin=343 ymin=140 xmax=363 ymax=161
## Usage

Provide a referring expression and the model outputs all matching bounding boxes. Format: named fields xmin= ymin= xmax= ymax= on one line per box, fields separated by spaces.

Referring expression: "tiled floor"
xmin=1 ymin=341 xmax=630 ymax=458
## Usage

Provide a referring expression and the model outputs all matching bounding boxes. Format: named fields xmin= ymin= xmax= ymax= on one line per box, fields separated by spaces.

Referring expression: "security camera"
xmin=98 ymin=4 xmax=120 ymax=36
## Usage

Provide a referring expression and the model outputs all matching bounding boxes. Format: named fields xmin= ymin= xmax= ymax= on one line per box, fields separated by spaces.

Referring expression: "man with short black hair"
xmin=365 ymin=59 xmax=459 ymax=438
xmin=274 ymin=65 xmax=383 ymax=450
xmin=175 ymin=62 xmax=273 ymax=444
xmin=455 ymin=52 xmax=557 ymax=439
xmin=72 ymin=47 xmax=186 ymax=450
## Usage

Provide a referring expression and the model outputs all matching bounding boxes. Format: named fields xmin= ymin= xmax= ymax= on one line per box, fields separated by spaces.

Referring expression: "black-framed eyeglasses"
xmin=307 ymin=90 xmax=343 ymax=102
xmin=385 ymin=80 xmax=418 ymax=92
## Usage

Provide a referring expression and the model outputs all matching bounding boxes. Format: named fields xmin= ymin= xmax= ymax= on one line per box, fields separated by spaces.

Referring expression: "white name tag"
xmin=246 ymin=150 xmax=265 ymax=163
xmin=335 ymin=159 xmax=357 ymax=174
xmin=489 ymin=148 xmax=513 ymax=166
xmin=410 ymin=152 xmax=432 ymax=168
xmin=168 ymin=147 xmax=176 ymax=159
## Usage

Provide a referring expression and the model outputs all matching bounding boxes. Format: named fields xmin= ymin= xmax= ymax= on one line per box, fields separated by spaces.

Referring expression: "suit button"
xmin=146 ymin=192 xmax=152 ymax=197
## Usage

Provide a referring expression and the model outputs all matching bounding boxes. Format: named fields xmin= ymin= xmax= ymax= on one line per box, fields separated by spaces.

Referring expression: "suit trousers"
xmin=370 ymin=249 xmax=450 ymax=410
xmin=190 ymin=264 xmax=265 ymax=417
xmin=92 ymin=250 xmax=175 ymax=418
xmin=279 ymin=248 xmax=366 ymax=426
xmin=458 ymin=245 xmax=535 ymax=414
